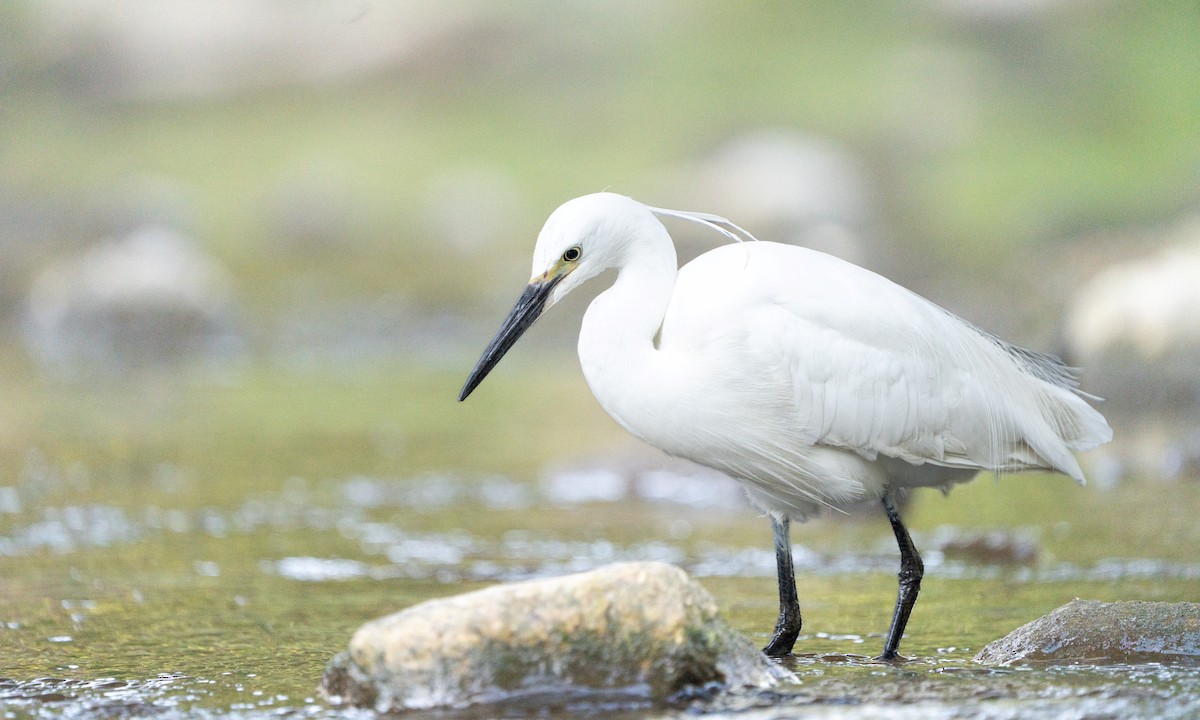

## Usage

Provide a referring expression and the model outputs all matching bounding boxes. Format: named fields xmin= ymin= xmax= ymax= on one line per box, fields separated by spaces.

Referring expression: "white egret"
xmin=459 ymin=192 xmax=1112 ymax=660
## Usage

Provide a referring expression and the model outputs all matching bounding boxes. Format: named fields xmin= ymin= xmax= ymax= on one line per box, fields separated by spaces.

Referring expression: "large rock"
xmin=22 ymin=0 xmax=492 ymax=99
xmin=1065 ymin=219 xmax=1200 ymax=399
xmin=24 ymin=225 xmax=241 ymax=374
xmin=976 ymin=600 xmax=1200 ymax=665
xmin=660 ymin=129 xmax=872 ymax=266
xmin=1063 ymin=217 xmax=1200 ymax=481
xmin=320 ymin=561 xmax=785 ymax=711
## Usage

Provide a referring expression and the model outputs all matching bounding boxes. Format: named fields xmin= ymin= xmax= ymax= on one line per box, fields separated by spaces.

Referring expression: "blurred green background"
xmin=2 ymin=1 xmax=1200 ymax=710
xmin=4 ymin=2 xmax=1199 ymax=314
xmin=3 ymin=0 xmax=1199 ymax=483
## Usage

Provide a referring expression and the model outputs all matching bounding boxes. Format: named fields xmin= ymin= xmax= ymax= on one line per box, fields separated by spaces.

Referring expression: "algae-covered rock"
xmin=976 ymin=599 xmax=1200 ymax=665
xmin=320 ymin=561 xmax=785 ymax=711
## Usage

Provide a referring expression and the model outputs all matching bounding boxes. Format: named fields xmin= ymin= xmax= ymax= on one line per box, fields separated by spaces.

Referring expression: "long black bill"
xmin=458 ymin=275 xmax=563 ymax=401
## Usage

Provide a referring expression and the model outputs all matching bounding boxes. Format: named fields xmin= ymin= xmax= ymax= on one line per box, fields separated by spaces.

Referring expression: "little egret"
xmin=459 ymin=192 xmax=1112 ymax=660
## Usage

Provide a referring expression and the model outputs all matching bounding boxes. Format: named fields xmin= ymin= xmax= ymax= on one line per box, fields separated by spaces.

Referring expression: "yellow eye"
xmin=561 ymin=246 xmax=581 ymax=263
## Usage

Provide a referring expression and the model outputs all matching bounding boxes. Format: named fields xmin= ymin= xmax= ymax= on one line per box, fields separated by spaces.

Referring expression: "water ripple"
xmin=3 ymin=479 xmax=1200 ymax=587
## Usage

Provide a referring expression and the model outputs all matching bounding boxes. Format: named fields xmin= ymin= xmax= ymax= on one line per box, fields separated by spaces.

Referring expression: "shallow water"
xmin=1 ymin=367 xmax=1198 ymax=718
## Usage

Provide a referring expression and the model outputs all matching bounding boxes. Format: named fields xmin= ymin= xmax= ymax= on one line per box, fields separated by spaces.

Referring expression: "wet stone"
xmin=976 ymin=599 xmax=1200 ymax=665
xmin=320 ymin=561 xmax=786 ymax=711
xmin=931 ymin=527 xmax=1039 ymax=566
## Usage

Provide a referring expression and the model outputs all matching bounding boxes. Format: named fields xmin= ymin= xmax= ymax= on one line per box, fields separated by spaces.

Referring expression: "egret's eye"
xmin=561 ymin=246 xmax=581 ymax=263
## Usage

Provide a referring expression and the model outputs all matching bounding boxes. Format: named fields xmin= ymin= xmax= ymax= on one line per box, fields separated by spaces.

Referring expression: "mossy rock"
xmin=320 ymin=561 xmax=786 ymax=711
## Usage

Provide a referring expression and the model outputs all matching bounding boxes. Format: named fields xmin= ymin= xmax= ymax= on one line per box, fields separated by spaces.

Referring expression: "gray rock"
xmin=320 ymin=561 xmax=786 ymax=711
xmin=935 ymin=0 xmax=1085 ymax=24
xmin=1065 ymin=219 xmax=1200 ymax=403
xmin=659 ymin=129 xmax=872 ymax=266
xmin=930 ymin=526 xmax=1039 ymax=566
xmin=976 ymin=600 xmax=1200 ymax=665
xmin=262 ymin=163 xmax=357 ymax=252
xmin=23 ymin=225 xmax=241 ymax=374
xmin=21 ymin=0 xmax=494 ymax=100
xmin=419 ymin=164 xmax=528 ymax=256
xmin=1063 ymin=217 xmax=1200 ymax=482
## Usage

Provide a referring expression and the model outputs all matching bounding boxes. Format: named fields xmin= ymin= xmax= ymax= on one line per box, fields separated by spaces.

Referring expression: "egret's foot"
xmin=872 ymin=650 xmax=916 ymax=664
xmin=762 ymin=605 xmax=801 ymax=658
xmin=762 ymin=630 xmax=798 ymax=659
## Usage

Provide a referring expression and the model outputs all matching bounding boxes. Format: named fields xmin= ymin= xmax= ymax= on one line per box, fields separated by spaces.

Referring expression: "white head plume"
xmin=645 ymin=204 xmax=761 ymax=244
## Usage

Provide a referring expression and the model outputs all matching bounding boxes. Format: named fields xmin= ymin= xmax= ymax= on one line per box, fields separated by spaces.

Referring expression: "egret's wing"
xmin=669 ymin=243 xmax=1111 ymax=482
xmin=761 ymin=301 xmax=1031 ymax=469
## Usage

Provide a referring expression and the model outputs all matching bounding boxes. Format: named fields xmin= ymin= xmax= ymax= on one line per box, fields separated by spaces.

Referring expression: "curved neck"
xmin=580 ymin=230 xmax=677 ymax=353
xmin=576 ymin=226 xmax=677 ymax=427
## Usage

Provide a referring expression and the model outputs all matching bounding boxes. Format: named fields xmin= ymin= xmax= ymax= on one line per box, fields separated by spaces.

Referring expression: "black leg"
xmin=763 ymin=515 xmax=801 ymax=658
xmin=877 ymin=492 xmax=924 ymax=661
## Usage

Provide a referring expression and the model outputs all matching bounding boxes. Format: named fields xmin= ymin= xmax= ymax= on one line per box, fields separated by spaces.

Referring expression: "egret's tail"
xmin=1023 ymin=385 xmax=1113 ymax=484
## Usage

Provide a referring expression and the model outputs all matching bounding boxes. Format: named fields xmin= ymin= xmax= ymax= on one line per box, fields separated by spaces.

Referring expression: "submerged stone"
xmin=320 ymin=561 xmax=786 ymax=711
xmin=976 ymin=599 xmax=1200 ymax=665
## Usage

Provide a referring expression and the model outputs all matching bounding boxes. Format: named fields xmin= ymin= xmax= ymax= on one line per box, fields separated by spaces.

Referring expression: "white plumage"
xmin=460 ymin=192 xmax=1111 ymax=660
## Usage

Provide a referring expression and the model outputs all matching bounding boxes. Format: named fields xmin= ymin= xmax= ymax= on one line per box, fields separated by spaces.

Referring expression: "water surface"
xmin=1 ymin=366 xmax=1197 ymax=718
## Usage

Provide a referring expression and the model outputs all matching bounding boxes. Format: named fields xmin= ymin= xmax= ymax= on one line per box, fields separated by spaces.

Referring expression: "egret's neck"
xmin=577 ymin=231 xmax=677 ymax=431
xmin=581 ymin=235 xmax=676 ymax=352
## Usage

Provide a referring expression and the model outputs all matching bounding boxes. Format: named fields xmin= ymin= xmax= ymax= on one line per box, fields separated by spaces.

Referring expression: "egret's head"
xmin=530 ymin=192 xmax=660 ymax=307
xmin=458 ymin=192 xmax=755 ymax=401
xmin=529 ymin=194 xmax=757 ymax=307
xmin=458 ymin=192 xmax=660 ymax=401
